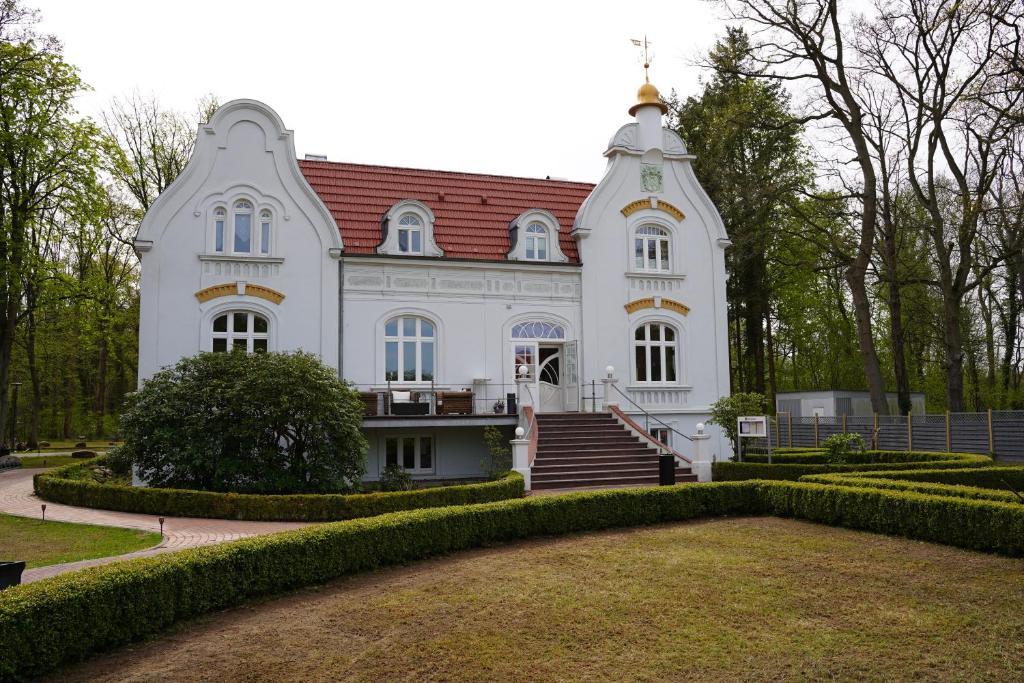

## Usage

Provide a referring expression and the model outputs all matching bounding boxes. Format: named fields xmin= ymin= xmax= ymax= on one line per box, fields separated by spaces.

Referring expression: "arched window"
xmin=525 ymin=223 xmax=548 ymax=261
xmin=259 ymin=209 xmax=272 ymax=255
xmin=213 ymin=207 xmax=226 ymax=253
xmin=211 ymin=311 xmax=269 ymax=353
xmin=384 ymin=316 xmax=435 ymax=381
xmin=634 ymin=225 xmax=670 ymax=272
xmin=634 ymin=322 xmax=678 ymax=383
xmin=511 ymin=321 xmax=564 ymax=339
xmin=233 ymin=200 xmax=253 ymax=254
xmin=397 ymin=214 xmax=423 ymax=254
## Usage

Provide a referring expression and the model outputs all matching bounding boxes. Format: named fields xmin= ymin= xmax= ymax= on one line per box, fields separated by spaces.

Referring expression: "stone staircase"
xmin=531 ymin=412 xmax=698 ymax=490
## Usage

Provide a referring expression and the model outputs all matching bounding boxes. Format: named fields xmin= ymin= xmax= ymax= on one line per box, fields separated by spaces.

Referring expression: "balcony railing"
xmin=350 ymin=381 xmax=520 ymax=418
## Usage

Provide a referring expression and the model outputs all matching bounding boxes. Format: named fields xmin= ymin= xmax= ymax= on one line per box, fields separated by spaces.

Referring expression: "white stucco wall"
xmin=136 ymin=100 xmax=341 ymax=382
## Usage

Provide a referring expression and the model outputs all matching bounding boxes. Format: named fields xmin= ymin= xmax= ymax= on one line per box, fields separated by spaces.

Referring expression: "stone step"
xmin=533 ymin=453 xmax=662 ymax=465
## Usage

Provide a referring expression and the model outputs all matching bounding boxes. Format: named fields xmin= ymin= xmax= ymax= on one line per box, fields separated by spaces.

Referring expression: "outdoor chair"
xmin=389 ymin=390 xmax=430 ymax=416
xmin=437 ymin=391 xmax=474 ymax=415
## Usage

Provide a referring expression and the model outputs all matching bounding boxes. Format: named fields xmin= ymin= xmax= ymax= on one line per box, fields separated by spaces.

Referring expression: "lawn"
xmin=48 ymin=517 xmax=1024 ymax=682
xmin=0 ymin=514 xmax=161 ymax=569
xmin=16 ymin=455 xmax=97 ymax=469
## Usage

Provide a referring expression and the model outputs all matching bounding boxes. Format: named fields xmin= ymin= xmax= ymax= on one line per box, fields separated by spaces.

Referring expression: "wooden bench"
xmin=437 ymin=391 xmax=473 ymax=415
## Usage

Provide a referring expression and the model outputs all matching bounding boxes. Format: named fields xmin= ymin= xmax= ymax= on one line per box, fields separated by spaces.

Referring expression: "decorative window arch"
xmin=378 ymin=200 xmax=443 ymax=257
xmin=633 ymin=321 xmax=678 ymax=384
xmin=211 ymin=310 xmax=270 ymax=353
xmin=384 ymin=315 xmax=436 ymax=382
xmin=508 ymin=209 xmax=569 ymax=262
xmin=511 ymin=321 xmax=565 ymax=340
xmin=634 ymin=224 xmax=671 ymax=272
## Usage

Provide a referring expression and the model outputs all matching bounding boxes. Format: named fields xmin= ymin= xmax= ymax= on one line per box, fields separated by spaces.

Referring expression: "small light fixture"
xmin=159 ymin=517 xmax=165 ymax=536
xmin=515 ymin=426 xmax=525 ymax=438
xmin=605 ymin=365 xmax=615 ymax=378
xmin=696 ymin=423 xmax=705 ymax=435
xmin=40 ymin=504 xmax=46 ymax=521
xmin=518 ymin=364 xmax=529 ymax=377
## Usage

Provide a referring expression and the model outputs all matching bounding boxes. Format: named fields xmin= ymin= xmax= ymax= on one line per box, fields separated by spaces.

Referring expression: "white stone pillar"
xmin=601 ymin=376 xmax=619 ymax=410
xmin=690 ymin=425 xmax=712 ymax=482
xmin=511 ymin=437 xmax=531 ymax=491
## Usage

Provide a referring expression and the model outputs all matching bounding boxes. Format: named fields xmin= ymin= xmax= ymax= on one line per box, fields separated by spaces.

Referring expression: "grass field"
xmin=16 ymin=455 xmax=97 ymax=469
xmin=0 ymin=514 xmax=160 ymax=569
xmin=47 ymin=517 xmax=1024 ymax=682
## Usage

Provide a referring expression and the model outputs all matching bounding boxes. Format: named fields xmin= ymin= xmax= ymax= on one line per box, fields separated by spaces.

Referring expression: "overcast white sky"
xmin=33 ymin=0 xmax=733 ymax=183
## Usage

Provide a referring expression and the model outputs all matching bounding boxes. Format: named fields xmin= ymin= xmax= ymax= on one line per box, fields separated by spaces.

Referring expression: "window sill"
xmin=199 ymin=253 xmax=284 ymax=264
xmin=626 ymin=271 xmax=686 ymax=280
xmin=626 ymin=384 xmax=692 ymax=391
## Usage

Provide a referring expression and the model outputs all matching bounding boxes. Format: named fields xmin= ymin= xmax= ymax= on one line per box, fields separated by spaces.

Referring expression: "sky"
xmin=33 ymin=0 xmax=732 ymax=183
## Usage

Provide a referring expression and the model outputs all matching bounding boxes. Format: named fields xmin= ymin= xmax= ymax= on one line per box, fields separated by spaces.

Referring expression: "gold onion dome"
xmin=629 ymin=81 xmax=668 ymax=116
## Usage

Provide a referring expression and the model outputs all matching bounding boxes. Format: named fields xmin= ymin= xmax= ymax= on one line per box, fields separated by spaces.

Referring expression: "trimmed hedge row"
xmin=0 ymin=482 xmax=758 ymax=680
xmin=5 ymin=479 xmax=1024 ymax=680
xmin=714 ymin=450 xmax=993 ymax=481
xmin=759 ymin=480 xmax=1024 ymax=556
xmin=798 ymin=473 xmax=1024 ymax=504
xmin=848 ymin=465 xmax=1024 ymax=490
xmin=34 ymin=458 xmax=525 ymax=522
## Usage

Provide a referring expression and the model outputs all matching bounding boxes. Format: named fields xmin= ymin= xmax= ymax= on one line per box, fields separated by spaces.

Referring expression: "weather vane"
xmin=631 ymin=36 xmax=653 ymax=83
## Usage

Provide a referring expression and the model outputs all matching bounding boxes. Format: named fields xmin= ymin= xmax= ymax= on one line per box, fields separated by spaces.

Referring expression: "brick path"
xmin=0 ymin=468 xmax=309 ymax=583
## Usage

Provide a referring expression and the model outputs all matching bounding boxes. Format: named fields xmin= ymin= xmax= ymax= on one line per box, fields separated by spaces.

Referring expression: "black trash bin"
xmin=506 ymin=393 xmax=517 ymax=415
xmin=659 ymin=454 xmax=675 ymax=486
xmin=0 ymin=561 xmax=26 ymax=590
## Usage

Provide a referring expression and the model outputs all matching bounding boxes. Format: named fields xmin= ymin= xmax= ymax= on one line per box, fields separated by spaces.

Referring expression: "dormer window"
xmin=508 ymin=209 xmax=569 ymax=263
xmin=397 ymin=214 xmax=423 ymax=254
xmin=377 ymin=200 xmax=444 ymax=257
xmin=525 ymin=223 xmax=548 ymax=260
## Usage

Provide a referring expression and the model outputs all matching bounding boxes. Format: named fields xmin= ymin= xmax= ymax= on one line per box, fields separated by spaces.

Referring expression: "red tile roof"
xmin=297 ymin=160 xmax=594 ymax=262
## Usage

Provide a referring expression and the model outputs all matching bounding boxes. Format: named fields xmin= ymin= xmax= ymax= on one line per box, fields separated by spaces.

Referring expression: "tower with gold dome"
xmin=571 ymin=64 xmax=732 ymax=478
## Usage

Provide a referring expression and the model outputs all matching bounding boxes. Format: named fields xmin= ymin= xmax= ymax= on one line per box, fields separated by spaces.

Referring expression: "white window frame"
xmin=259 ymin=209 xmax=272 ymax=256
xmin=634 ymin=224 xmax=671 ymax=272
xmin=396 ymin=213 xmax=423 ymax=255
xmin=524 ymin=223 xmax=548 ymax=261
xmin=212 ymin=206 xmax=227 ymax=253
xmin=384 ymin=315 xmax=436 ymax=383
xmin=633 ymin=321 xmax=679 ymax=384
xmin=231 ymin=200 xmax=255 ymax=255
xmin=210 ymin=310 xmax=270 ymax=353
xmin=382 ymin=434 xmax=435 ymax=474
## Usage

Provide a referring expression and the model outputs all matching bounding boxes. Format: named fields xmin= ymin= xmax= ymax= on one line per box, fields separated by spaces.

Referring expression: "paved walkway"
xmin=0 ymin=468 xmax=309 ymax=583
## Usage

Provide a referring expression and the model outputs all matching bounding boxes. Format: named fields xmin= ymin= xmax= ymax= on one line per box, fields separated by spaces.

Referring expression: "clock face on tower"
xmin=641 ymin=162 xmax=663 ymax=193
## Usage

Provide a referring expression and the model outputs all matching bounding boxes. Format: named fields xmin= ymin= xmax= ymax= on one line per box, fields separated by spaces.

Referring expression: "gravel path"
xmin=0 ymin=468 xmax=309 ymax=583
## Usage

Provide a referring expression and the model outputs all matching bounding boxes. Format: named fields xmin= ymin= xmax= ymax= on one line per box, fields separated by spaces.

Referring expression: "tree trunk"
xmin=883 ymin=234 xmax=912 ymax=415
xmin=26 ymin=310 xmax=41 ymax=448
xmin=765 ymin=305 xmax=778 ymax=406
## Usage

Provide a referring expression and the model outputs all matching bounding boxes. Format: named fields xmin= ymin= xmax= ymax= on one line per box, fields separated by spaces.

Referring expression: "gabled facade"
xmin=136 ymin=83 xmax=732 ymax=487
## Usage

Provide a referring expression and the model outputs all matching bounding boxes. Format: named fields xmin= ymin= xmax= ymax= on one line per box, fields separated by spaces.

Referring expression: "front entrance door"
xmin=538 ymin=345 xmax=564 ymax=413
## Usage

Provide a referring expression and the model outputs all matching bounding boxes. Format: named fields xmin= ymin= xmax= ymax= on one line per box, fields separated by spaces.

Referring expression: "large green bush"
xmin=5 ymin=479 xmax=1024 ymax=680
xmin=714 ymin=450 xmax=993 ymax=481
xmin=34 ymin=458 xmax=525 ymax=522
xmin=121 ymin=351 xmax=367 ymax=494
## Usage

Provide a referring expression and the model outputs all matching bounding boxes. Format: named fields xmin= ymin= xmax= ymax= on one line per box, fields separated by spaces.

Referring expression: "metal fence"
xmin=768 ymin=410 xmax=1024 ymax=457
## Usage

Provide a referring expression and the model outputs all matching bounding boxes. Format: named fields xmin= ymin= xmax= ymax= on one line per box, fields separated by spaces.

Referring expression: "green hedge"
xmin=756 ymin=480 xmax=1024 ymax=556
xmin=798 ymin=473 xmax=1024 ymax=504
xmin=4 ymin=479 xmax=1024 ymax=680
xmin=34 ymin=458 xmax=525 ymax=522
xmin=714 ymin=451 xmax=993 ymax=481
xmin=0 ymin=482 xmax=758 ymax=680
xmin=846 ymin=465 xmax=1024 ymax=490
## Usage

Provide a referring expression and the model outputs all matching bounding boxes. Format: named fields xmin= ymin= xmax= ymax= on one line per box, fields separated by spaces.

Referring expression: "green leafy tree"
xmin=708 ymin=392 xmax=766 ymax=452
xmin=121 ymin=351 xmax=367 ymax=493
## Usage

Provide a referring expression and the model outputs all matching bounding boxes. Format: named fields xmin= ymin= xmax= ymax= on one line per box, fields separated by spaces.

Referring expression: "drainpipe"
xmin=337 ymin=257 xmax=344 ymax=379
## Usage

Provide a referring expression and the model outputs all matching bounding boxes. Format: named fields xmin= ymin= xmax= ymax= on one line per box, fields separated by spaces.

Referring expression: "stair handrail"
xmin=607 ymin=383 xmax=694 ymax=443
xmin=608 ymin=404 xmax=693 ymax=464
xmin=518 ymin=382 xmax=539 ymax=466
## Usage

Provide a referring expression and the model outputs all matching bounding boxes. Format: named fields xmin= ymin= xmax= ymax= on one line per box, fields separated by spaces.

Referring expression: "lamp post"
xmin=9 ymin=382 xmax=21 ymax=450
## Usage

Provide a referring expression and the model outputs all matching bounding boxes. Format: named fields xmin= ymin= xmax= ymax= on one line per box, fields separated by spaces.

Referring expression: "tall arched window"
xmin=525 ymin=223 xmax=548 ymax=261
xmin=213 ymin=207 xmax=226 ymax=253
xmin=212 ymin=311 xmax=269 ymax=353
xmin=397 ymin=214 xmax=423 ymax=254
xmin=634 ymin=225 xmax=670 ymax=272
xmin=385 ymin=316 xmax=435 ymax=381
xmin=634 ymin=322 xmax=678 ymax=383
xmin=233 ymin=200 xmax=253 ymax=254
xmin=259 ymin=209 xmax=272 ymax=255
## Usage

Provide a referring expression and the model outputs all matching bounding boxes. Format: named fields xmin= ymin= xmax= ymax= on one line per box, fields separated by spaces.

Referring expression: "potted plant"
xmin=492 ymin=400 xmax=505 ymax=414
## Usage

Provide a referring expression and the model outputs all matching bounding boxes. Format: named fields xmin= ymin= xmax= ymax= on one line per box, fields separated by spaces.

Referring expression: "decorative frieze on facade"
xmin=344 ymin=262 xmax=582 ymax=301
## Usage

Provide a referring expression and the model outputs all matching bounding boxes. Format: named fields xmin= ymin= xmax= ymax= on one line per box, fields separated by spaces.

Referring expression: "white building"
xmin=135 ymin=81 xmax=732 ymax=489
